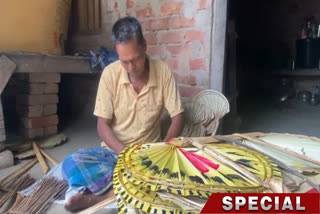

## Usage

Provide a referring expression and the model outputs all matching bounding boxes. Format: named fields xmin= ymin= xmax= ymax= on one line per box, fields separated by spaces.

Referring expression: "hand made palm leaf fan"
xmin=113 ymin=137 xmax=282 ymax=214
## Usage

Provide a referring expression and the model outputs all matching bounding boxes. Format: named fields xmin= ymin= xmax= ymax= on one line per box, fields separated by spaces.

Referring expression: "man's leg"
xmin=64 ymin=188 xmax=114 ymax=212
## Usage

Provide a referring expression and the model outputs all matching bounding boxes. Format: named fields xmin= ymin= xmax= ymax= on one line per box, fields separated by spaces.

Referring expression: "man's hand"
xmin=164 ymin=113 xmax=183 ymax=142
xmin=97 ymin=117 xmax=125 ymax=154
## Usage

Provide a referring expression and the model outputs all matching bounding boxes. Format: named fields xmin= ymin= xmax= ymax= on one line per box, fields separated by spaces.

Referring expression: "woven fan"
xmin=180 ymin=99 xmax=206 ymax=137
xmin=194 ymin=90 xmax=230 ymax=135
xmin=113 ymin=137 xmax=282 ymax=214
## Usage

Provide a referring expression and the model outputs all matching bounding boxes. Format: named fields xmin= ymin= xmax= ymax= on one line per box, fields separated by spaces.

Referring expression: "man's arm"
xmin=97 ymin=117 xmax=125 ymax=154
xmin=163 ymin=112 xmax=183 ymax=142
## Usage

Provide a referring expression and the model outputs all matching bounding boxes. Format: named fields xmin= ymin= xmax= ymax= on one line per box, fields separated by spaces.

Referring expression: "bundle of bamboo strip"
xmin=0 ymin=175 xmax=35 ymax=213
xmin=6 ymin=178 xmax=67 ymax=214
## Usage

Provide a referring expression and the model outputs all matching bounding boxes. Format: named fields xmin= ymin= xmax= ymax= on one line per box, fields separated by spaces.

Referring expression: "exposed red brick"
xmin=144 ymin=33 xmax=157 ymax=45
xmin=43 ymin=94 xmax=59 ymax=105
xmin=126 ymin=0 xmax=135 ymax=8
xmin=185 ymin=30 xmax=205 ymax=42
xmin=171 ymin=16 xmax=195 ymax=29
xmin=44 ymin=83 xmax=59 ymax=94
xmin=114 ymin=1 xmax=118 ymax=10
xmin=22 ymin=128 xmax=44 ymax=139
xmin=17 ymin=94 xmax=58 ymax=105
xmin=106 ymin=3 xmax=114 ymax=12
xmin=43 ymin=104 xmax=57 ymax=116
xmin=159 ymin=31 xmax=184 ymax=44
xmin=167 ymin=44 xmax=192 ymax=56
xmin=198 ymin=0 xmax=208 ymax=10
xmin=189 ymin=58 xmax=207 ymax=70
xmin=147 ymin=46 xmax=164 ymax=57
xmin=140 ymin=21 xmax=147 ymax=31
xmin=179 ymin=74 xmax=197 ymax=86
xmin=126 ymin=10 xmax=135 ymax=16
xmin=146 ymin=18 xmax=170 ymax=31
xmin=17 ymin=105 xmax=43 ymax=117
xmin=179 ymin=86 xmax=204 ymax=98
xmin=172 ymin=71 xmax=180 ymax=81
xmin=44 ymin=126 xmax=58 ymax=136
xmin=27 ymin=83 xmax=45 ymax=95
xmin=28 ymin=73 xmax=60 ymax=83
xmin=160 ymin=2 xmax=183 ymax=16
xmin=22 ymin=115 xmax=58 ymax=129
xmin=136 ymin=7 xmax=155 ymax=19
xmin=166 ymin=59 xmax=179 ymax=71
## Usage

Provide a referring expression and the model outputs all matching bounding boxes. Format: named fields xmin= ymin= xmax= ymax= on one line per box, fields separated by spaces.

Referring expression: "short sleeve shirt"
xmin=94 ymin=58 xmax=183 ymax=145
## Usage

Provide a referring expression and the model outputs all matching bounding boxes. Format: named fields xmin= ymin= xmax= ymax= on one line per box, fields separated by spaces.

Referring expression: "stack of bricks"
xmin=17 ymin=73 xmax=60 ymax=139
xmin=0 ymin=99 xmax=5 ymax=142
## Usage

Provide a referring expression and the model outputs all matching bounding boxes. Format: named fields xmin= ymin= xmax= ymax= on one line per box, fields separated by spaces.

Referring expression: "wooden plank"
xmin=94 ymin=0 xmax=101 ymax=30
xmin=87 ymin=0 xmax=95 ymax=31
xmin=39 ymin=148 xmax=58 ymax=166
xmin=0 ymin=55 xmax=16 ymax=95
xmin=1 ymin=52 xmax=94 ymax=73
xmin=77 ymin=0 xmax=88 ymax=32
xmin=32 ymin=142 xmax=49 ymax=174
xmin=77 ymin=196 xmax=116 ymax=214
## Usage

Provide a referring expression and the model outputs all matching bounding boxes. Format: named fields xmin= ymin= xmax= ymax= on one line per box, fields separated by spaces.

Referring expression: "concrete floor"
xmin=1 ymin=95 xmax=320 ymax=213
xmin=238 ymin=95 xmax=320 ymax=138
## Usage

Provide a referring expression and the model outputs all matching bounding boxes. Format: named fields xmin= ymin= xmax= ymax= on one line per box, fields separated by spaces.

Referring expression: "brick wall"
xmin=72 ymin=0 xmax=214 ymax=97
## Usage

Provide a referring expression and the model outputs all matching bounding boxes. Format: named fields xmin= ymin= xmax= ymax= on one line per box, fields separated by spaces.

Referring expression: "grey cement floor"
xmin=1 ymin=95 xmax=320 ymax=213
xmin=238 ymin=96 xmax=320 ymax=138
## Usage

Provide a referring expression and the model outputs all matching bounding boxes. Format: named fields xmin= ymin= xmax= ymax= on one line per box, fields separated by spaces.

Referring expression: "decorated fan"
xmin=113 ymin=137 xmax=283 ymax=214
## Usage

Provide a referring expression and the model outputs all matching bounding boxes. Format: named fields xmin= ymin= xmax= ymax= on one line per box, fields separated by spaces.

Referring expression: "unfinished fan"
xmin=238 ymin=133 xmax=320 ymax=173
xmin=113 ymin=137 xmax=282 ymax=214
xmin=194 ymin=90 xmax=230 ymax=135
xmin=180 ymin=99 xmax=206 ymax=137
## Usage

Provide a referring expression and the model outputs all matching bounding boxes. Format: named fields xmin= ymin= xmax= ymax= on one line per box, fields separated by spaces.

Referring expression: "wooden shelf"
xmin=272 ymin=69 xmax=320 ymax=77
xmin=1 ymin=51 xmax=97 ymax=74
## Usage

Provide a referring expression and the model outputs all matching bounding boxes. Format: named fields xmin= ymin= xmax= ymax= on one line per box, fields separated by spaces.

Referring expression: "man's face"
xmin=116 ymin=37 xmax=147 ymax=76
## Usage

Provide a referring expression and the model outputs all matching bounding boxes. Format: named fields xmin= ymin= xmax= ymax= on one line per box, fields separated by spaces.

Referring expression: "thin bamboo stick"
xmin=39 ymin=148 xmax=58 ymax=166
xmin=234 ymin=133 xmax=320 ymax=167
xmin=32 ymin=142 xmax=49 ymax=174
xmin=7 ymin=178 xmax=68 ymax=214
xmin=77 ymin=196 xmax=116 ymax=214
xmin=190 ymin=139 xmax=265 ymax=187
xmin=0 ymin=175 xmax=35 ymax=212
xmin=214 ymin=135 xmax=320 ymax=193
xmin=0 ymin=158 xmax=37 ymax=187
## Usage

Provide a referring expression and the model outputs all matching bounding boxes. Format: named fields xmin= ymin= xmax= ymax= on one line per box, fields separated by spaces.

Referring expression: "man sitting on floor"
xmin=63 ymin=16 xmax=184 ymax=212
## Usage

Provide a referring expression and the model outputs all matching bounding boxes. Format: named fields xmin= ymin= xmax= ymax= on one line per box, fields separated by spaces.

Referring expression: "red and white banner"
xmin=201 ymin=193 xmax=320 ymax=213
